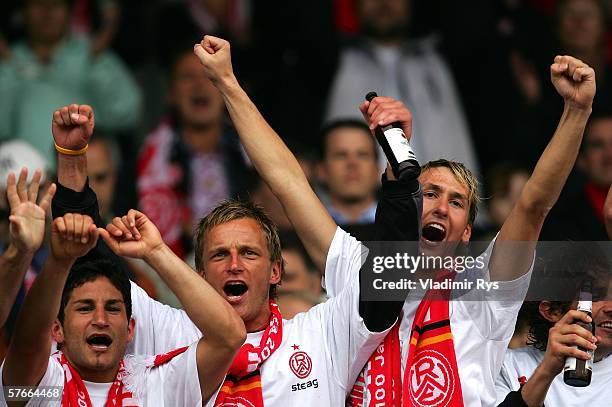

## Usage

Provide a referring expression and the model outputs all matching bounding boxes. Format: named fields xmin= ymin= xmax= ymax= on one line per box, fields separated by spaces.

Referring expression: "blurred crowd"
xmin=2 ymin=0 xmax=612 ymax=356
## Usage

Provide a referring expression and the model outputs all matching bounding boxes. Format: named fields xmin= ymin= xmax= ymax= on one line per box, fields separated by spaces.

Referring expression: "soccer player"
xmin=0 ymin=168 xmax=55 ymax=329
xmin=193 ymin=36 xmax=596 ymax=405
xmin=48 ymin=94 xmax=412 ymax=405
xmin=1 ymin=209 xmax=245 ymax=406
xmin=495 ymin=185 xmax=612 ymax=406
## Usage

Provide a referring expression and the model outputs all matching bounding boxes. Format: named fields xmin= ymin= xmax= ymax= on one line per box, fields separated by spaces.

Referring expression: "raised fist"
xmin=550 ymin=55 xmax=596 ymax=111
xmin=52 ymin=104 xmax=95 ymax=152
xmin=99 ymin=209 xmax=165 ymax=261
xmin=193 ymin=35 xmax=235 ymax=88
xmin=51 ymin=213 xmax=99 ymax=261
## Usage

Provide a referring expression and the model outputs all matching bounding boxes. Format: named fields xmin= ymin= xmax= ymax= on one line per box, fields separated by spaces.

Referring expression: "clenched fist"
xmin=550 ymin=55 xmax=596 ymax=111
xmin=52 ymin=104 xmax=95 ymax=152
xmin=193 ymin=35 xmax=236 ymax=89
xmin=51 ymin=213 xmax=99 ymax=262
xmin=99 ymin=209 xmax=165 ymax=261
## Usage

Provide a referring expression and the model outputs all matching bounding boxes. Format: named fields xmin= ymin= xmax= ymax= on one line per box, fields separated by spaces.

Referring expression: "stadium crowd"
xmin=1 ymin=0 xmax=612 ymax=406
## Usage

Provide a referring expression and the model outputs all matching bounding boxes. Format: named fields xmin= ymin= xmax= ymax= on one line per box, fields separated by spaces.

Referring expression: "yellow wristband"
xmin=54 ymin=143 xmax=88 ymax=156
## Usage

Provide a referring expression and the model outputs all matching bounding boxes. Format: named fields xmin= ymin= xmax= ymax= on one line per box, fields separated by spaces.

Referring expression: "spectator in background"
xmin=137 ymin=48 xmax=249 ymax=259
xmin=249 ymin=142 xmax=317 ymax=232
xmin=325 ymin=0 xmax=479 ymax=175
xmin=474 ymin=162 xmax=530 ymax=240
xmin=86 ymin=135 xmax=118 ymax=223
xmin=542 ymin=111 xmax=612 ymax=240
xmin=276 ymin=231 xmax=323 ymax=318
xmin=153 ymin=0 xmax=251 ymax=68
xmin=85 ymin=134 xmax=162 ymax=301
xmin=0 ymin=0 xmax=141 ymax=166
xmin=544 ymin=0 xmax=612 ymax=123
xmin=316 ymin=120 xmax=379 ymax=226
xmin=279 ymin=230 xmax=323 ymax=298
xmin=70 ymin=0 xmax=121 ymax=56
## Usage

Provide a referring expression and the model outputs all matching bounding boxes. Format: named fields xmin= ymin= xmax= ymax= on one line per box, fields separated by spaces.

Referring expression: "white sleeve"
xmin=128 ymin=281 xmax=201 ymax=356
xmin=494 ymin=352 xmax=522 ymax=404
xmin=0 ymin=357 xmax=64 ymax=407
xmin=139 ymin=342 xmax=208 ymax=407
xmin=321 ymin=226 xmax=366 ymax=298
xmin=458 ymin=236 xmax=534 ymax=341
xmin=317 ymin=228 xmax=392 ymax=391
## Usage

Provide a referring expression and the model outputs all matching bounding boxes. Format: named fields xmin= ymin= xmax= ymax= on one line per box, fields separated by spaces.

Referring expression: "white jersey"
xmin=324 ymin=229 xmax=533 ymax=407
xmin=126 ymin=227 xmax=390 ymax=405
xmin=495 ymin=346 xmax=612 ymax=406
xmin=0 ymin=342 xmax=213 ymax=407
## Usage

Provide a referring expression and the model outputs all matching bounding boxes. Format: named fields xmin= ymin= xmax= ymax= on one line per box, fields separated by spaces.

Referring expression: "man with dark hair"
xmin=1 ymin=208 xmax=245 ymax=406
xmin=317 ymin=119 xmax=380 ymax=225
xmin=193 ymin=35 xmax=598 ymax=405
xmin=51 ymin=97 xmax=408 ymax=405
xmin=495 ymin=238 xmax=612 ymax=406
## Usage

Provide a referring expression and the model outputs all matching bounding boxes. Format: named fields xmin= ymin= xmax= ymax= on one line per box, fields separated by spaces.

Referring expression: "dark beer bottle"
xmin=563 ymin=280 xmax=594 ymax=387
xmin=365 ymin=92 xmax=420 ymax=181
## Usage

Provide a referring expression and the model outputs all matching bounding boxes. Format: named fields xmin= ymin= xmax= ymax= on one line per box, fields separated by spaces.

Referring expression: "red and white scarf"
xmin=137 ymin=119 xmax=190 ymax=258
xmin=55 ymin=346 xmax=188 ymax=407
xmin=215 ymin=301 xmax=283 ymax=407
xmin=348 ymin=271 xmax=464 ymax=407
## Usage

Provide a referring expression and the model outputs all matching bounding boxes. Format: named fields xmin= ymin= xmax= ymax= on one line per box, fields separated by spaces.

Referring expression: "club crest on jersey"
xmin=408 ymin=350 xmax=455 ymax=406
xmin=289 ymin=349 xmax=312 ymax=379
xmin=219 ymin=396 xmax=257 ymax=407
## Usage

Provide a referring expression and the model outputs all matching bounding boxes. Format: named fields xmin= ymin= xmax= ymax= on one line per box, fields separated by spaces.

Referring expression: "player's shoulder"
xmin=504 ymin=346 xmax=543 ymax=368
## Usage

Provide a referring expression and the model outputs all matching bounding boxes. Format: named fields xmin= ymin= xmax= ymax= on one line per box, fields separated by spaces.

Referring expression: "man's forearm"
xmin=3 ymin=256 xmax=73 ymax=386
xmin=216 ymin=77 xmax=336 ymax=271
xmin=520 ymin=105 xmax=590 ymax=216
xmin=219 ymin=78 xmax=308 ymax=199
xmin=518 ymin=363 xmax=556 ymax=407
xmin=57 ymin=154 xmax=87 ymax=192
xmin=0 ymin=245 xmax=34 ymax=327
xmin=144 ymin=245 xmax=244 ymax=348
xmin=493 ymin=105 xmax=591 ymax=280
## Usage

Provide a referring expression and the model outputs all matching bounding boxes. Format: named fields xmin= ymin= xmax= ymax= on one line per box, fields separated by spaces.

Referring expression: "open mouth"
xmin=86 ymin=333 xmax=112 ymax=351
xmin=223 ymin=281 xmax=248 ymax=301
xmin=191 ymin=96 xmax=210 ymax=108
xmin=422 ymin=223 xmax=447 ymax=243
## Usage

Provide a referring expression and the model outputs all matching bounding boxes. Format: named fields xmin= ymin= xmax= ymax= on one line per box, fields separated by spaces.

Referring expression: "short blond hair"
xmin=421 ymin=159 xmax=480 ymax=225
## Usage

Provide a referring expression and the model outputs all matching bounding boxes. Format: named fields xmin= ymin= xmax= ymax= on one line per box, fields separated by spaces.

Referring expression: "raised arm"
xmin=52 ymin=104 xmax=93 ymax=193
xmin=0 ymin=169 xmax=55 ymax=328
xmin=2 ymin=213 xmax=98 ymax=394
xmin=193 ymin=36 xmax=336 ymax=272
xmin=492 ymin=55 xmax=596 ymax=281
xmin=99 ymin=209 xmax=245 ymax=400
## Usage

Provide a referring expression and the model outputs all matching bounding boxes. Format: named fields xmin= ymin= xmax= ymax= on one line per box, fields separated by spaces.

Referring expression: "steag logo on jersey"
xmin=408 ymin=350 xmax=455 ymax=406
xmin=289 ymin=345 xmax=312 ymax=379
